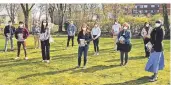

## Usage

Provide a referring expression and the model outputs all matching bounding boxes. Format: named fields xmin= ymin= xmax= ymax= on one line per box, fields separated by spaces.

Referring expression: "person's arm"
xmin=4 ymin=26 xmax=7 ymax=37
xmin=156 ymin=29 xmax=163 ymax=44
xmin=91 ymin=28 xmax=94 ymax=39
xmin=15 ymin=29 xmax=18 ymax=39
xmin=77 ymin=32 xmax=81 ymax=44
xmin=124 ymin=31 xmax=131 ymax=44
xmin=24 ymin=28 xmax=29 ymax=39
xmin=141 ymin=28 xmax=145 ymax=37
xmin=94 ymin=27 xmax=101 ymax=39
xmin=73 ymin=25 xmax=77 ymax=35
xmin=67 ymin=25 xmax=70 ymax=35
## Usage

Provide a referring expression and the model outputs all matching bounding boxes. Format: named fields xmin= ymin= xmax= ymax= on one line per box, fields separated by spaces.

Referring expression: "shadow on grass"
xmin=17 ymin=67 xmax=76 ymax=79
xmin=103 ymin=76 xmax=150 ymax=85
xmin=105 ymin=56 xmax=145 ymax=62
xmin=71 ymin=64 xmax=120 ymax=74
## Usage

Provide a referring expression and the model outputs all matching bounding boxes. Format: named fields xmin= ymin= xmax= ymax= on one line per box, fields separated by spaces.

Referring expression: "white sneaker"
xmin=15 ymin=57 xmax=20 ymax=60
xmin=46 ymin=60 xmax=50 ymax=63
xmin=97 ymin=52 xmax=99 ymax=55
xmin=25 ymin=57 xmax=28 ymax=60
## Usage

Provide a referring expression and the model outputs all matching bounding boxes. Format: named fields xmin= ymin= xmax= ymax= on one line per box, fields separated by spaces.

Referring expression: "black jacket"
xmin=4 ymin=25 xmax=15 ymax=37
xmin=77 ymin=31 xmax=92 ymax=45
xmin=150 ymin=26 xmax=164 ymax=52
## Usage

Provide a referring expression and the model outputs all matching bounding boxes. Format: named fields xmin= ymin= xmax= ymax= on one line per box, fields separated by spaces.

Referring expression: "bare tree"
xmin=48 ymin=4 xmax=56 ymax=23
xmin=20 ymin=3 xmax=35 ymax=29
xmin=5 ymin=4 xmax=20 ymax=24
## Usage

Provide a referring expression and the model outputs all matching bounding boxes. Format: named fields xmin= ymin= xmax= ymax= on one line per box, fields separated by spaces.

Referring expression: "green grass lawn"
xmin=0 ymin=35 xmax=170 ymax=85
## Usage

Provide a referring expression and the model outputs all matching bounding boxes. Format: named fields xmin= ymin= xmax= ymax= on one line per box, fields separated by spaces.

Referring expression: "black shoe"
xmin=149 ymin=77 xmax=157 ymax=82
xmin=120 ymin=63 xmax=123 ymax=66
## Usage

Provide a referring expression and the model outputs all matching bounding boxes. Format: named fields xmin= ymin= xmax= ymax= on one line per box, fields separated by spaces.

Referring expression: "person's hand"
xmin=120 ymin=40 xmax=124 ymax=44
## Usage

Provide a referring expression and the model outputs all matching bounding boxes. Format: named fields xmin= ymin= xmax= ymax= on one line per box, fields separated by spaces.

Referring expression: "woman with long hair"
xmin=40 ymin=20 xmax=50 ymax=63
xmin=77 ymin=23 xmax=92 ymax=69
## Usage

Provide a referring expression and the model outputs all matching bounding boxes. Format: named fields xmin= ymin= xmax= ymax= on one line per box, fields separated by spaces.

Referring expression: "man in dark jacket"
xmin=4 ymin=21 xmax=15 ymax=52
xmin=15 ymin=21 xmax=29 ymax=60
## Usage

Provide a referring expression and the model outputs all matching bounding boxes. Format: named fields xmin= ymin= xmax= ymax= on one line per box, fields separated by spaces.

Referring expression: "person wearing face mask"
xmin=145 ymin=20 xmax=165 ymax=82
xmin=77 ymin=23 xmax=92 ymax=69
xmin=117 ymin=22 xmax=131 ymax=66
xmin=4 ymin=21 xmax=15 ymax=52
xmin=141 ymin=22 xmax=153 ymax=57
xmin=91 ymin=22 xmax=101 ymax=55
xmin=66 ymin=21 xmax=77 ymax=48
xmin=39 ymin=20 xmax=51 ymax=63
xmin=32 ymin=22 xmax=41 ymax=49
xmin=14 ymin=21 xmax=29 ymax=60
xmin=111 ymin=20 xmax=121 ymax=51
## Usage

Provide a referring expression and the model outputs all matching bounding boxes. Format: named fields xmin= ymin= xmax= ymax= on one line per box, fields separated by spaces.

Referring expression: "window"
xmin=144 ymin=5 xmax=148 ymax=8
xmin=157 ymin=10 xmax=160 ymax=12
xmin=135 ymin=5 xmax=138 ymax=8
xmin=145 ymin=10 xmax=148 ymax=13
xmin=139 ymin=10 xmax=142 ymax=14
xmin=140 ymin=5 xmax=143 ymax=8
xmin=151 ymin=5 xmax=155 ymax=8
xmin=151 ymin=10 xmax=154 ymax=13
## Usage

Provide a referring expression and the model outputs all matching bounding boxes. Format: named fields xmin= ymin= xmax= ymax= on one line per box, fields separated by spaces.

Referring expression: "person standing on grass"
xmin=117 ymin=22 xmax=131 ymax=66
xmin=145 ymin=20 xmax=164 ymax=82
xmin=66 ymin=21 xmax=77 ymax=48
xmin=91 ymin=22 xmax=101 ymax=56
xmin=32 ymin=22 xmax=41 ymax=49
xmin=40 ymin=20 xmax=50 ymax=63
xmin=15 ymin=21 xmax=29 ymax=60
xmin=4 ymin=21 xmax=15 ymax=52
xmin=77 ymin=23 xmax=92 ymax=69
xmin=111 ymin=20 xmax=121 ymax=51
xmin=141 ymin=22 xmax=153 ymax=58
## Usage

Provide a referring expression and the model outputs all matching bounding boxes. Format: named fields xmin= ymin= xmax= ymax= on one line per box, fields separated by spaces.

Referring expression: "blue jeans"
xmin=78 ymin=45 xmax=89 ymax=66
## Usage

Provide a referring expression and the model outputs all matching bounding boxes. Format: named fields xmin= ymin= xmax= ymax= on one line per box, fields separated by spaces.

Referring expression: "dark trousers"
xmin=41 ymin=39 xmax=50 ymax=60
xmin=120 ymin=51 xmax=128 ymax=64
xmin=143 ymin=38 xmax=150 ymax=57
xmin=17 ymin=41 xmax=27 ymax=57
xmin=78 ymin=45 xmax=89 ymax=66
xmin=67 ymin=36 xmax=74 ymax=47
xmin=93 ymin=35 xmax=99 ymax=52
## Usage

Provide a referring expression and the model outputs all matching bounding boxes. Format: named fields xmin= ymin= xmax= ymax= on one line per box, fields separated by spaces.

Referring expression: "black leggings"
xmin=67 ymin=36 xmax=74 ymax=47
xmin=93 ymin=35 xmax=99 ymax=52
xmin=120 ymin=51 xmax=128 ymax=64
xmin=41 ymin=39 xmax=50 ymax=60
xmin=143 ymin=38 xmax=150 ymax=57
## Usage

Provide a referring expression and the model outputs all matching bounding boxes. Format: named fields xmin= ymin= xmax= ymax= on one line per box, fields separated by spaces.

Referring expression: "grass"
xmin=0 ymin=35 xmax=170 ymax=85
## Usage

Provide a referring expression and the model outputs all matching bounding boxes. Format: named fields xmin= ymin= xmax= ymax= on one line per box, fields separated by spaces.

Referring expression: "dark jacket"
xmin=15 ymin=27 xmax=29 ymax=40
xmin=117 ymin=30 xmax=131 ymax=44
xmin=77 ymin=31 xmax=92 ymax=45
xmin=4 ymin=25 xmax=15 ymax=37
xmin=150 ymin=27 xmax=164 ymax=52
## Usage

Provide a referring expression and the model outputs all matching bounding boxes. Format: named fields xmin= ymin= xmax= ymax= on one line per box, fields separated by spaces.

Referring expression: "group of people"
xmin=3 ymin=19 xmax=165 ymax=82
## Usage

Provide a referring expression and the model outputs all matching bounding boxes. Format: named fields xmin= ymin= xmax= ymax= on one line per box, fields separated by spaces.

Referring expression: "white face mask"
xmin=115 ymin=22 xmax=117 ymax=24
xmin=19 ymin=24 xmax=23 ymax=27
xmin=123 ymin=27 xmax=127 ymax=30
xmin=155 ymin=23 xmax=161 ymax=27
xmin=146 ymin=24 xmax=149 ymax=27
xmin=82 ymin=28 xmax=87 ymax=31
xmin=43 ymin=23 xmax=46 ymax=26
xmin=9 ymin=23 xmax=12 ymax=26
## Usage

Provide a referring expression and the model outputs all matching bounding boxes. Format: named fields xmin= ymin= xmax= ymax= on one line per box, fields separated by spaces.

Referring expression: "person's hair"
xmin=123 ymin=22 xmax=130 ymax=29
xmin=94 ymin=22 xmax=99 ymax=26
xmin=19 ymin=21 xmax=24 ymax=24
xmin=8 ymin=21 xmax=12 ymax=23
xmin=80 ymin=23 xmax=89 ymax=31
xmin=41 ymin=20 xmax=48 ymax=33
xmin=144 ymin=22 xmax=150 ymax=27
xmin=114 ymin=19 xmax=118 ymax=23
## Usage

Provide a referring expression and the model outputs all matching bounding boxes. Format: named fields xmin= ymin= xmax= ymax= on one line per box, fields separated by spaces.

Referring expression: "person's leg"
xmin=93 ymin=40 xmax=97 ymax=55
xmin=33 ymin=35 xmax=37 ymax=49
xmin=150 ymin=73 xmax=158 ymax=82
xmin=41 ymin=41 xmax=46 ymax=60
xmin=78 ymin=47 xmax=83 ymax=67
xmin=37 ymin=36 xmax=40 ymax=48
xmin=17 ymin=42 xmax=21 ymax=57
xmin=83 ymin=46 xmax=88 ymax=67
xmin=72 ymin=36 xmax=74 ymax=47
xmin=113 ymin=36 xmax=117 ymax=50
xmin=96 ymin=38 xmax=99 ymax=53
xmin=67 ymin=36 xmax=71 ymax=47
xmin=45 ymin=39 xmax=50 ymax=60
xmin=4 ymin=37 xmax=9 ymax=52
xmin=120 ymin=51 xmax=124 ymax=66
xmin=10 ymin=37 xmax=14 ymax=50
xmin=124 ymin=52 xmax=128 ymax=65
xmin=143 ymin=39 xmax=149 ymax=57
xmin=22 ymin=41 xmax=27 ymax=57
